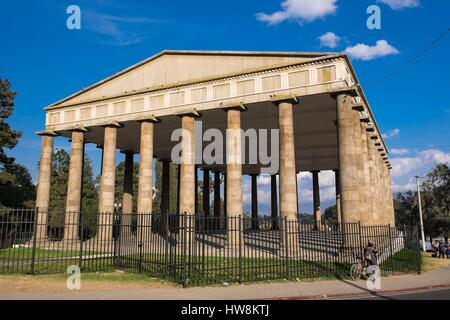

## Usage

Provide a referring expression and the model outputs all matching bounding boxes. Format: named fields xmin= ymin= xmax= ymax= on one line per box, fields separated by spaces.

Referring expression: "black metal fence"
xmin=0 ymin=209 xmax=421 ymax=287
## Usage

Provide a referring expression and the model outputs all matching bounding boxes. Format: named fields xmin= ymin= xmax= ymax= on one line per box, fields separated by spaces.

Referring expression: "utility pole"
xmin=415 ymin=174 xmax=426 ymax=252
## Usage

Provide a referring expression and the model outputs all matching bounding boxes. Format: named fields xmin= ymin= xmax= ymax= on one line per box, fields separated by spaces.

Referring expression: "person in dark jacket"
xmin=439 ymin=242 xmax=447 ymax=259
xmin=364 ymin=240 xmax=378 ymax=266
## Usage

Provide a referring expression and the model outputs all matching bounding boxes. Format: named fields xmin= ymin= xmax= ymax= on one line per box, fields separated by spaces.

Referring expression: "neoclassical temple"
xmin=35 ymin=50 xmax=395 ymax=242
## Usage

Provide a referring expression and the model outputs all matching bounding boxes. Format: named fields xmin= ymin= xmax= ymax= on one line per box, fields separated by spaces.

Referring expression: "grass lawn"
xmin=116 ymin=253 xmax=353 ymax=286
xmin=420 ymin=251 xmax=450 ymax=273
xmin=0 ymin=247 xmax=90 ymax=259
xmin=380 ymin=248 xmax=421 ymax=275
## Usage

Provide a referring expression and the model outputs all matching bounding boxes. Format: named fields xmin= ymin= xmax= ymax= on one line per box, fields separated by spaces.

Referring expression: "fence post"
xmin=283 ymin=218 xmax=289 ymax=280
xmin=30 ymin=208 xmax=39 ymax=275
xmin=138 ymin=214 xmax=143 ymax=274
xmin=357 ymin=221 xmax=363 ymax=258
xmin=164 ymin=213 xmax=169 ymax=277
xmin=78 ymin=211 xmax=84 ymax=271
xmin=387 ymin=226 xmax=395 ymax=274
xmin=115 ymin=212 xmax=123 ymax=269
xmin=182 ymin=214 xmax=187 ymax=288
xmin=238 ymin=216 xmax=243 ymax=284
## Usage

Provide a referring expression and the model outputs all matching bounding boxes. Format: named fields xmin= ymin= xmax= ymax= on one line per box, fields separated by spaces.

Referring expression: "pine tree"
xmin=0 ymin=77 xmax=22 ymax=184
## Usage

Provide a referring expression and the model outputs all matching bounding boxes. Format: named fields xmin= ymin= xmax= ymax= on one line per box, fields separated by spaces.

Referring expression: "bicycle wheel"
xmin=349 ymin=263 xmax=362 ymax=280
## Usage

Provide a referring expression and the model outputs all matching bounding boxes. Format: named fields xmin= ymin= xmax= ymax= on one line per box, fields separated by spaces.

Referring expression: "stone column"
xmin=363 ymin=128 xmax=375 ymax=224
xmin=312 ymin=170 xmax=321 ymax=228
xmin=120 ymin=152 xmax=134 ymax=235
xmin=203 ymin=169 xmax=210 ymax=217
xmin=213 ymin=171 xmax=221 ymax=217
xmin=194 ymin=166 xmax=199 ymax=214
xmin=367 ymin=137 xmax=379 ymax=224
xmin=64 ymin=129 xmax=86 ymax=242
xmin=122 ymin=152 xmax=134 ymax=215
xmin=223 ymin=172 xmax=227 ymax=218
xmin=336 ymin=93 xmax=360 ymax=223
xmin=334 ymin=170 xmax=342 ymax=225
xmin=354 ymin=115 xmax=371 ymax=225
xmin=179 ymin=114 xmax=196 ymax=215
xmin=35 ymin=133 xmax=55 ymax=242
xmin=178 ymin=113 xmax=197 ymax=247
xmin=296 ymin=172 xmax=299 ymax=216
xmin=251 ymin=174 xmax=258 ymax=230
xmin=137 ymin=120 xmax=156 ymax=240
xmin=386 ymin=165 xmax=395 ymax=226
xmin=271 ymin=175 xmax=278 ymax=230
xmin=98 ymin=124 xmax=120 ymax=242
xmin=160 ymin=160 xmax=170 ymax=215
xmin=272 ymin=96 xmax=298 ymax=221
xmin=379 ymin=153 xmax=389 ymax=225
xmin=224 ymin=105 xmax=245 ymax=249
xmin=272 ymin=95 xmax=299 ymax=257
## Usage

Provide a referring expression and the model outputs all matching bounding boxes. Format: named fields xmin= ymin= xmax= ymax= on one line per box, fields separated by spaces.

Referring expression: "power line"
xmin=367 ymin=27 xmax=449 ymax=85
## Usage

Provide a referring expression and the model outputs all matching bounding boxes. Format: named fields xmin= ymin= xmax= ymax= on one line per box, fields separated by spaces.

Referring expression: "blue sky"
xmin=0 ymin=0 xmax=449 ymax=213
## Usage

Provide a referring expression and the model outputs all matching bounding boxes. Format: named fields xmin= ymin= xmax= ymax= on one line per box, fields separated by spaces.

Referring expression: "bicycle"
xmin=349 ymin=256 xmax=369 ymax=280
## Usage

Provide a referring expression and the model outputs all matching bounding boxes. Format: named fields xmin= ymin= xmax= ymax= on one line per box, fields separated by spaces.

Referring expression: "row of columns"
xmin=35 ymin=92 xmax=394 ymax=243
xmin=336 ymin=92 xmax=394 ymax=225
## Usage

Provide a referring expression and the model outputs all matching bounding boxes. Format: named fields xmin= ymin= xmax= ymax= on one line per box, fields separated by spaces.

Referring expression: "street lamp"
xmin=415 ymin=174 xmax=426 ymax=252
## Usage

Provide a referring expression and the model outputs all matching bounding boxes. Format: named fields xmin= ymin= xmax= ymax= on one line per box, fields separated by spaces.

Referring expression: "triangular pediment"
xmin=47 ymin=50 xmax=336 ymax=108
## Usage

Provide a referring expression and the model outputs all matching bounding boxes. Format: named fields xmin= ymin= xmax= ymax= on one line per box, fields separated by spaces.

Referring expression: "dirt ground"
xmin=421 ymin=252 xmax=450 ymax=273
xmin=0 ymin=271 xmax=178 ymax=292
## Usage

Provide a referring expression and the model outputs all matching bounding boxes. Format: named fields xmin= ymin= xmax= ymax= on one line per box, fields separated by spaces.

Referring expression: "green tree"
xmin=47 ymin=149 xmax=99 ymax=238
xmin=422 ymin=163 xmax=450 ymax=242
xmin=323 ymin=205 xmax=337 ymax=221
xmin=153 ymin=161 xmax=179 ymax=214
xmin=0 ymin=77 xmax=22 ymax=184
xmin=113 ymin=160 xmax=139 ymax=211
xmin=0 ymin=163 xmax=35 ymax=208
xmin=394 ymin=163 xmax=450 ymax=242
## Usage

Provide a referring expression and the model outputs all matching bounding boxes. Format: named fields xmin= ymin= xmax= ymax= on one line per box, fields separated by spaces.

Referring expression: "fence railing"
xmin=0 ymin=209 xmax=421 ymax=287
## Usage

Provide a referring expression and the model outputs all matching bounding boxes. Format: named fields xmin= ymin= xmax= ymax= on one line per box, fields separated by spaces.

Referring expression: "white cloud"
xmin=344 ymin=40 xmax=400 ymax=61
xmin=390 ymin=148 xmax=411 ymax=155
xmin=390 ymin=149 xmax=450 ymax=178
xmin=256 ymin=0 xmax=338 ymax=25
xmin=318 ymin=32 xmax=341 ymax=48
xmin=377 ymin=0 xmax=420 ymax=10
xmin=84 ymin=11 xmax=160 ymax=46
xmin=382 ymin=128 xmax=400 ymax=139
xmin=392 ymin=181 xmax=416 ymax=193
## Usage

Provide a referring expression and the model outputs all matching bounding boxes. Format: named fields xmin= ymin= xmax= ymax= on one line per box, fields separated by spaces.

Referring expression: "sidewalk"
xmin=1 ymin=265 xmax=449 ymax=300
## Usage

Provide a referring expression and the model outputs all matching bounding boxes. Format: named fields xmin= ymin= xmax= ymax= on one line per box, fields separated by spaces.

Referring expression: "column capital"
xmin=66 ymin=126 xmax=89 ymax=133
xmin=352 ymin=103 xmax=365 ymax=112
xmin=175 ymin=109 xmax=201 ymax=118
xmin=220 ymin=101 xmax=246 ymax=112
xmin=270 ymin=94 xmax=298 ymax=105
xmin=36 ymin=130 xmax=59 ymax=137
xmin=329 ymin=86 xmax=358 ymax=99
xmin=100 ymin=121 xmax=123 ymax=128
xmin=359 ymin=115 xmax=371 ymax=123
xmin=136 ymin=114 xmax=160 ymax=123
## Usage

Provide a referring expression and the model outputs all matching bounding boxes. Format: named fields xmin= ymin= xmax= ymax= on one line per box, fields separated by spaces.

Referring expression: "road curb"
xmin=268 ymin=284 xmax=450 ymax=300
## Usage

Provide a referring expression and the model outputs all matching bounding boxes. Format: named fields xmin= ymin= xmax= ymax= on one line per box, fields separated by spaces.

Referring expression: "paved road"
xmin=353 ymin=287 xmax=450 ymax=300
